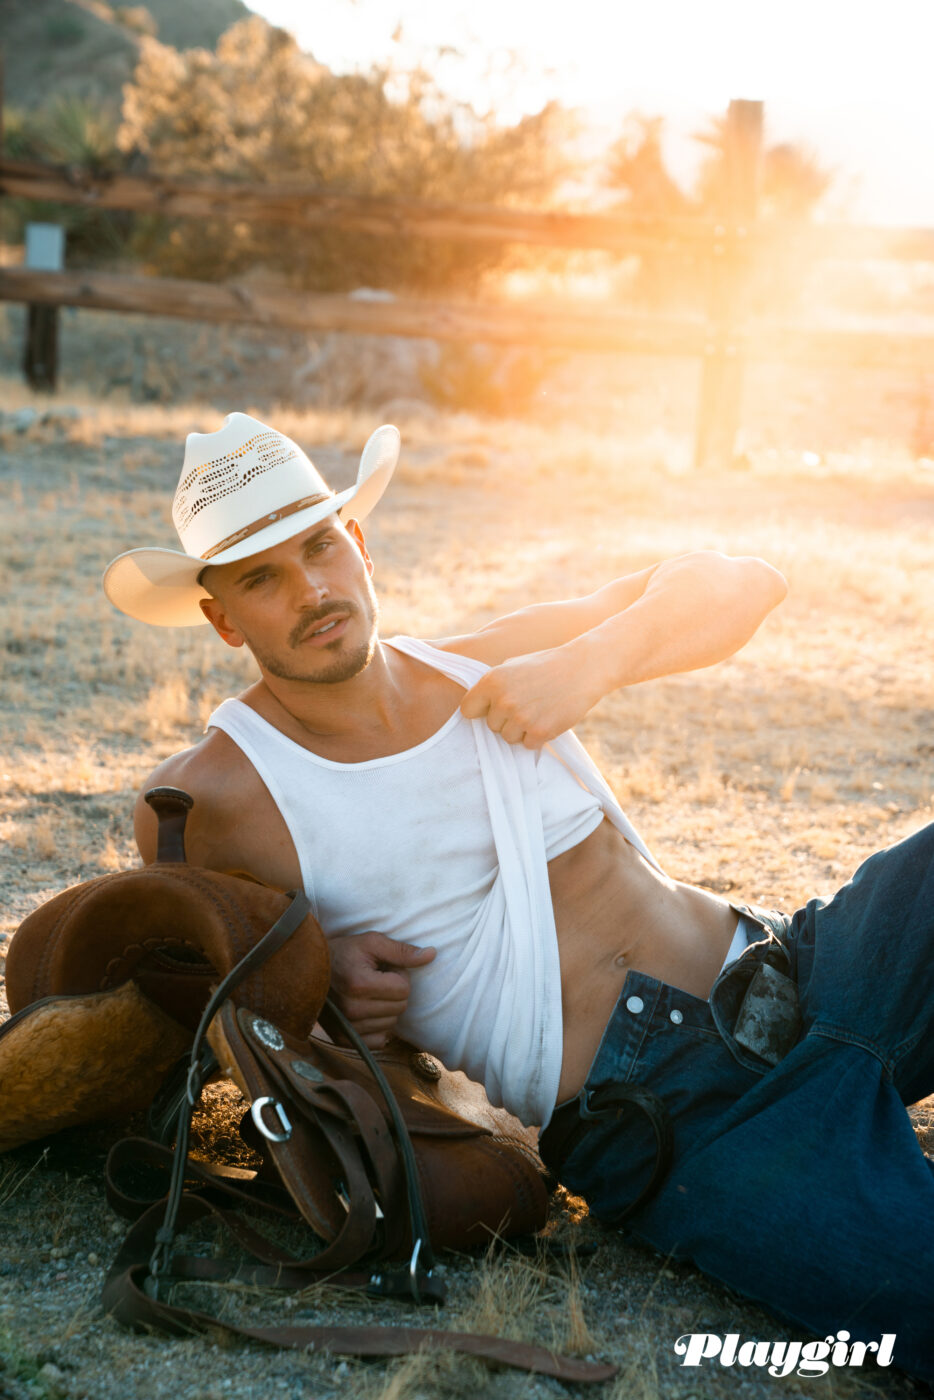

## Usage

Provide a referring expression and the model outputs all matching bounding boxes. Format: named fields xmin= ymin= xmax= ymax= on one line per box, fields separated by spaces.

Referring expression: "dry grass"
xmin=0 ymin=370 xmax=932 ymax=1400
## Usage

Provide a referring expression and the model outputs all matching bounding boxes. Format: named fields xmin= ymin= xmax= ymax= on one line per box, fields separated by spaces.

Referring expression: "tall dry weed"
xmin=143 ymin=676 xmax=192 ymax=738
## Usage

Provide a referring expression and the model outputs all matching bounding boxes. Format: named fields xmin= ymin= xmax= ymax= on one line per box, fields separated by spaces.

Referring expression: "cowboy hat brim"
xmin=102 ymin=425 xmax=400 ymax=627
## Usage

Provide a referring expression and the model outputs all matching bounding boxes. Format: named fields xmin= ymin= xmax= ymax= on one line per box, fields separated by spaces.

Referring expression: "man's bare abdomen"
xmin=550 ymin=818 xmax=738 ymax=1104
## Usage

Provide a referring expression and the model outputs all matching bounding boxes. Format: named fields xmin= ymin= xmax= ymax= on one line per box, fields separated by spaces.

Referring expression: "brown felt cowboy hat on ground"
xmin=102 ymin=412 xmax=400 ymax=627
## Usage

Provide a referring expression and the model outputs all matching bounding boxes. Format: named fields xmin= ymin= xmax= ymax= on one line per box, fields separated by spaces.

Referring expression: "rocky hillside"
xmin=0 ymin=0 xmax=250 ymax=111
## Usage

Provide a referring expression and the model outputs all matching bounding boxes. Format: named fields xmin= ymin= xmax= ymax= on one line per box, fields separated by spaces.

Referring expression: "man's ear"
xmin=344 ymin=518 xmax=374 ymax=575
xmin=199 ymin=595 xmax=246 ymax=648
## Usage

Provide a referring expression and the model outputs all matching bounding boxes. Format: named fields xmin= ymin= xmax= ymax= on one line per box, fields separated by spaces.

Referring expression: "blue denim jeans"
xmin=539 ymin=823 xmax=934 ymax=1381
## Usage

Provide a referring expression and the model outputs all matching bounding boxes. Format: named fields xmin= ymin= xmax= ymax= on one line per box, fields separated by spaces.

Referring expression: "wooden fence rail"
xmin=4 ymin=155 xmax=934 ymax=262
xmin=3 ymin=265 xmax=933 ymax=373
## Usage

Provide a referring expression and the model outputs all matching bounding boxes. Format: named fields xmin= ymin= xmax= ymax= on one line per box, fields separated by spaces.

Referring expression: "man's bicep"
xmin=434 ymin=565 xmax=658 ymax=665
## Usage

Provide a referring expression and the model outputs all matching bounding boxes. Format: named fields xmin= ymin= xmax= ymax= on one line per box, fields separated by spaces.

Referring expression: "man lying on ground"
xmin=104 ymin=413 xmax=934 ymax=1381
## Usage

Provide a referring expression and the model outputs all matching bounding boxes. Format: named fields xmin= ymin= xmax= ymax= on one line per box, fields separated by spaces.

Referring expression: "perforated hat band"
xmin=199 ymin=491 xmax=333 ymax=561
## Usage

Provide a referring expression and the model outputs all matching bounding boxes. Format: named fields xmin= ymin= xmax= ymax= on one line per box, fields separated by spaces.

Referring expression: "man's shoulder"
xmin=134 ymin=729 xmax=269 ymax=866
xmin=139 ymin=728 xmax=255 ymax=804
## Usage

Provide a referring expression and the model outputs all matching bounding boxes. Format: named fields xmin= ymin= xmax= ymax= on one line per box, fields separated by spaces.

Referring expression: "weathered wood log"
xmin=0 ymin=266 xmax=710 ymax=355
xmin=0 ymin=157 xmax=754 ymax=254
xmin=3 ymin=159 xmax=933 ymax=261
xmin=2 ymin=267 xmax=933 ymax=370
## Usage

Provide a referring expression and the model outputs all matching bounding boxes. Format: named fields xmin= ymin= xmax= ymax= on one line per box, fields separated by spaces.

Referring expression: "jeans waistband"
xmin=540 ymin=910 xmax=800 ymax=1191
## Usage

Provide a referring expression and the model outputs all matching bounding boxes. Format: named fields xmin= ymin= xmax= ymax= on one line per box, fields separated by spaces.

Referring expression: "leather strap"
xmin=318 ymin=998 xmax=437 ymax=1278
xmin=101 ymin=1194 xmax=617 ymax=1383
xmin=148 ymin=888 xmax=312 ymax=1283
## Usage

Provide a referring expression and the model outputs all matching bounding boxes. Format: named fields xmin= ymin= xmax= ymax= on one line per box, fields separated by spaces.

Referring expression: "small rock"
xmin=11 ymin=407 xmax=38 ymax=432
xmin=86 ymin=1251 xmax=100 ymax=1266
xmin=349 ymin=287 xmax=395 ymax=302
xmin=39 ymin=1362 xmax=65 ymax=1384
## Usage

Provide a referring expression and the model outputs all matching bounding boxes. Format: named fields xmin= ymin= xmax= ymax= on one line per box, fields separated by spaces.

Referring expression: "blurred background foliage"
xmin=2 ymin=3 xmax=834 ymax=300
xmin=0 ymin=0 xmax=844 ymax=411
xmin=116 ymin=17 xmax=574 ymax=292
xmin=3 ymin=96 xmax=133 ymax=261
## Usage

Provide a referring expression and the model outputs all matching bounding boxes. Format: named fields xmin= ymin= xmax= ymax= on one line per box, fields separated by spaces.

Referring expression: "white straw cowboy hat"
xmin=103 ymin=412 xmax=400 ymax=627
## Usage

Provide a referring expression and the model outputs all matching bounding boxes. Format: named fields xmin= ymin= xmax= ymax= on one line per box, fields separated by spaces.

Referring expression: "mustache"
xmin=290 ymin=601 xmax=358 ymax=647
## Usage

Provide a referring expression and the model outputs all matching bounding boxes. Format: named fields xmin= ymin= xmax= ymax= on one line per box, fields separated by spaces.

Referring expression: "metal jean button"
xmin=669 ymin=1009 xmax=683 ymax=1025
xmin=626 ymin=995 xmax=644 ymax=1014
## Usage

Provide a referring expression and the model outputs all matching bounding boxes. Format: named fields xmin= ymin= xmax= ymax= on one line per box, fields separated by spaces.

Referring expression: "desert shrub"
xmin=44 ymin=13 xmax=87 ymax=46
xmin=2 ymin=97 xmax=134 ymax=262
xmin=114 ymin=6 xmax=159 ymax=38
xmin=418 ymin=343 xmax=561 ymax=416
xmin=118 ymin=17 xmax=573 ymax=293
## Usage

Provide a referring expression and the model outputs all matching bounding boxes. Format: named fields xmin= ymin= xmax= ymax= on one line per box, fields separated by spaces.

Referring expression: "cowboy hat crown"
xmin=103 ymin=412 xmax=399 ymax=628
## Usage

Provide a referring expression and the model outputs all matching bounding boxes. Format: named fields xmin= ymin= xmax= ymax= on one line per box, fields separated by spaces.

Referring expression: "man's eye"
xmin=309 ymin=539 xmax=332 ymax=555
xmin=244 ymin=573 xmax=271 ymax=589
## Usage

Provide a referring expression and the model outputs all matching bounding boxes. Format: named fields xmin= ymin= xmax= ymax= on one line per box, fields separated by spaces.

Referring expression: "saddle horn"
xmin=145 ymin=786 xmax=194 ymax=864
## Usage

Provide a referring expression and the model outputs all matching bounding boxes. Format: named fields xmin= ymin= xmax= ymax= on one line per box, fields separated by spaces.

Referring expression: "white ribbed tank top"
xmin=207 ymin=635 xmax=664 ymax=1125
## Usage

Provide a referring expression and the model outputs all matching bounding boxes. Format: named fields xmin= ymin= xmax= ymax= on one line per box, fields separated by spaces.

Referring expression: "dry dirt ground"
xmin=1 ymin=307 xmax=933 ymax=1400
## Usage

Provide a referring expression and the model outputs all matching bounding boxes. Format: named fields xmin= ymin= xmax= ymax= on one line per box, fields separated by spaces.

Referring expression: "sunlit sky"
xmin=248 ymin=0 xmax=934 ymax=226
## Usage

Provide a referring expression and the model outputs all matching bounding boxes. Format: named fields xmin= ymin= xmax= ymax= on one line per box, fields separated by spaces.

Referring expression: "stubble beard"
xmin=248 ymin=589 xmax=380 ymax=685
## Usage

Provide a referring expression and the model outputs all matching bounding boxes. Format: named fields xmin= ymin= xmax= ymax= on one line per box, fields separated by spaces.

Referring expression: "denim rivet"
xmin=670 ymin=1009 xmax=683 ymax=1025
xmin=626 ymin=995 xmax=644 ymax=1014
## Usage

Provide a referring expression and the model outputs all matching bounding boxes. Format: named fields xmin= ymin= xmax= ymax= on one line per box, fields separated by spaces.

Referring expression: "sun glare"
xmin=249 ymin=0 xmax=934 ymax=225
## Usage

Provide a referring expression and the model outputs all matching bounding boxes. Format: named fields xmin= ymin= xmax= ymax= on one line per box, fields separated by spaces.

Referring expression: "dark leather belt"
xmin=539 ymin=1082 xmax=674 ymax=1226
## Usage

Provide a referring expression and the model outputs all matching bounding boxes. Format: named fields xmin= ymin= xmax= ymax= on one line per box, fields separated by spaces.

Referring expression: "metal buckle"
xmin=250 ymin=1096 xmax=292 ymax=1142
xmin=367 ymin=1238 xmax=444 ymax=1306
xmin=408 ymin=1237 xmax=426 ymax=1303
xmin=336 ymin=1183 xmax=383 ymax=1220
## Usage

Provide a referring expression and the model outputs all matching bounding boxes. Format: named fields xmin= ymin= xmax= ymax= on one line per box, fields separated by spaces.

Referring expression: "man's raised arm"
xmin=452 ymin=551 xmax=787 ymax=748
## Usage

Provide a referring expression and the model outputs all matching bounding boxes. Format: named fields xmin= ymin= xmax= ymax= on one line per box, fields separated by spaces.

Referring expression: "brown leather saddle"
xmin=0 ymin=788 xmax=616 ymax=1383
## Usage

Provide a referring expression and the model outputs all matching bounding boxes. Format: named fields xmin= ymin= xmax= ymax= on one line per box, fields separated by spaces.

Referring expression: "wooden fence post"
xmin=22 ymin=222 xmax=64 ymax=391
xmin=693 ymin=98 xmax=763 ymax=470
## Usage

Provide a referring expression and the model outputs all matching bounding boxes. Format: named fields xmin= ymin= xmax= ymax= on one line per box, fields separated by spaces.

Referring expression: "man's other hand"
xmin=327 ymin=931 xmax=436 ymax=1048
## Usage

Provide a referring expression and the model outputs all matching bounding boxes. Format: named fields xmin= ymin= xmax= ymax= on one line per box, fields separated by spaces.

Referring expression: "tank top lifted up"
xmin=207 ymin=635 xmax=663 ymax=1126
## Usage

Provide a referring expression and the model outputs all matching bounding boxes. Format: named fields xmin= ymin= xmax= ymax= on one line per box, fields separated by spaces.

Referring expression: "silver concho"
xmin=251 ymin=1017 xmax=285 ymax=1052
xmin=412 ymin=1051 xmax=442 ymax=1082
xmin=291 ymin=1059 xmax=325 ymax=1083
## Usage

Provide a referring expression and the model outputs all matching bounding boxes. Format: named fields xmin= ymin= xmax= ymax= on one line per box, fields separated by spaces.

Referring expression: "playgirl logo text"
xmin=674 ymin=1331 xmax=896 ymax=1378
